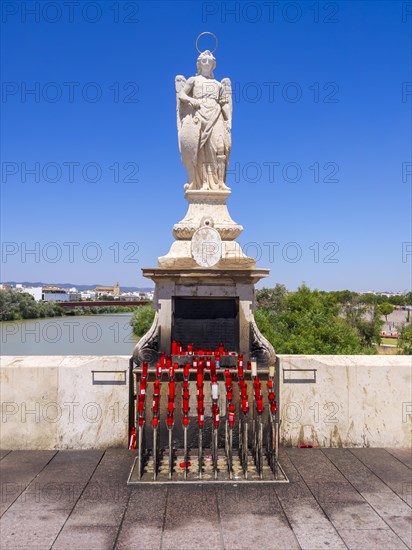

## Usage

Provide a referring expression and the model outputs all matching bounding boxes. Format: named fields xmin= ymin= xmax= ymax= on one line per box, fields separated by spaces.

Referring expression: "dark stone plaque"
xmin=172 ymin=298 xmax=239 ymax=350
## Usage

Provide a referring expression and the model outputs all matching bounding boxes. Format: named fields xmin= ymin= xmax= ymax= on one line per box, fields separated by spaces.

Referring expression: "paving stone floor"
xmin=0 ymin=448 xmax=411 ymax=549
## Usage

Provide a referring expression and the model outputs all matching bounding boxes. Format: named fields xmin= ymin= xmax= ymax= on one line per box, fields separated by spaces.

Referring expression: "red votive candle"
xmin=152 ymin=398 xmax=159 ymax=414
xmin=171 ymin=340 xmax=177 ymax=355
xmin=142 ymin=362 xmax=148 ymax=377
xmin=139 ymin=378 xmax=147 ymax=395
xmin=213 ymin=405 xmax=220 ymax=426
xmin=184 ymin=363 xmax=190 ymax=379
xmin=168 ymin=365 xmax=175 ymax=380
xmin=241 ymin=397 xmax=249 ymax=414
xmin=228 ymin=403 xmax=235 ymax=426
xmin=156 ymin=362 xmax=162 ymax=378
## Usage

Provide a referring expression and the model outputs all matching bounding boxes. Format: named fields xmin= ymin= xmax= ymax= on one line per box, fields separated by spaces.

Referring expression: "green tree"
xmin=255 ymin=284 xmax=368 ymax=354
xmin=130 ymin=305 xmax=155 ymax=337
xmin=378 ymin=302 xmax=394 ymax=321
xmin=388 ymin=295 xmax=404 ymax=306
xmin=256 ymin=284 xmax=287 ymax=314
xmin=342 ymin=300 xmax=382 ymax=348
xmin=398 ymin=324 xmax=412 ymax=354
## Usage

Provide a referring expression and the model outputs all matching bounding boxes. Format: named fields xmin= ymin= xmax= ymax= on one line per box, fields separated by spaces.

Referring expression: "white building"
xmin=22 ymin=287 xmax=43 ymax=301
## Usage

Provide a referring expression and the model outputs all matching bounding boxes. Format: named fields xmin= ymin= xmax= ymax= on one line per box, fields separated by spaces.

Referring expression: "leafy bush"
xmin=255 ymin=284 xmax=380 ymax=354
xmin=398 ymin=324 xmax=412 ymax=355
xmin=130 ymin=305 xmax=155 ymax=337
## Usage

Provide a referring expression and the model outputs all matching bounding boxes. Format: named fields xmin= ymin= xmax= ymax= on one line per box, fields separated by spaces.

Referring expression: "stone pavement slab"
xmin=349 ymin=448 xmax=412 ymax=505
xmin=0 ymin=448 xmax=411 ymax=550
xmin=115 ymin=485 xmax=167 ymax=550
xmin=52 ymin=450 xmax=133 ymax=550
xmin=385 ymin=448 xmax=412 ymax=470
xmin=0 ymin=450 xmax=103 ymax=549
xmin=0 ymin=450 xmax=57 ymax=515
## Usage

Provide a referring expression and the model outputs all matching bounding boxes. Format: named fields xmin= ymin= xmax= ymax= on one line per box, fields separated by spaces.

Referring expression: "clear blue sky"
xmin=1 ymin=0 xmax=411 ymax=291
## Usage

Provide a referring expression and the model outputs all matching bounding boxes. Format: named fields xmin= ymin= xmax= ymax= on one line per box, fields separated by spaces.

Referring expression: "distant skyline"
xmin=1 ymin=280 xmax=410 ymax=296
xmin=1 ymin=1 xmax=411 ymax=292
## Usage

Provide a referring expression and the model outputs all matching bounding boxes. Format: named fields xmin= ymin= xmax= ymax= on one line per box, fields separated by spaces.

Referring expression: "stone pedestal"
xmin=133 ymin=267 xmax=276 ymax=368
xmin=158 ymin=190 xmax=254 ymax=269
xmin=133 ymin=186 xmax=275 ymax=368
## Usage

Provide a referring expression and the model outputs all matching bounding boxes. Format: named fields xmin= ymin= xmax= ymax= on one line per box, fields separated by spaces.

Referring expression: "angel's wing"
xmin=221 ymin=78 xmax=233 ymax=129
xmin=175 ymin=75 xmax=187 ymax=152
xmin=174 ymin=75 xmax=200 ymax=184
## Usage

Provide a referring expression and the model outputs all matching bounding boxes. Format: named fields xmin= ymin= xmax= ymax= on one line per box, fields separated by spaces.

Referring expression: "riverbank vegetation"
xmin=256 ymin=285 xmax=411 ymax=355
xmin=130 ymin=304 xmax=155 ymax=336
xmin=129 ymin=285 xmax=411 ymax=355
xmin=0 ymin=289 xmax=140 ymax=321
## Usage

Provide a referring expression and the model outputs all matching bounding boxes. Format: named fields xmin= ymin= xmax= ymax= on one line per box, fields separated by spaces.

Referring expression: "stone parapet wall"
xmin=0 ymin=356 xmax=130 ymax=450
xmin=0 ymin=355 xmax=410 ymax=449
xmin=278 ymin=355 xmax=411 ymax=448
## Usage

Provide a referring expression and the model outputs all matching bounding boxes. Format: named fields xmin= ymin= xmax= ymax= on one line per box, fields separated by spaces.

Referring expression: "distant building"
xmin=42 ymin=286 xmax=70 ymax=302
xmin=22 ymin=287 xmax=43 ymax=301
xmin=94 ymin=282 xmax=121 ymax=299
xmin=80 ymin=290 xmax=96 ymax=300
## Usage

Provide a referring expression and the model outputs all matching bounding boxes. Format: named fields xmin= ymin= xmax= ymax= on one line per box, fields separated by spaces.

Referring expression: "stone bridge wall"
xmin=0 ymin=355 xmax=410 ymax=449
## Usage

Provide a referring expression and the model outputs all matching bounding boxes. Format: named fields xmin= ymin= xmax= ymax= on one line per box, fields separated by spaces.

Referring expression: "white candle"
xmin=251 ymin=358 xmax=257 ymax=377
xmin=212 ymin=382 xmax=219 ymax=400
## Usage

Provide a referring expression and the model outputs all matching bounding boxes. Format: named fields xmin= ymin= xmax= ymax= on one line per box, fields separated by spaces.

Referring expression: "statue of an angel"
xmin=175 ymin=49 xmax=232 ymax=191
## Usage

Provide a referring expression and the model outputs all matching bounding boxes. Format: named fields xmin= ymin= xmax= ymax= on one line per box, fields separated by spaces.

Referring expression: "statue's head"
xmin=197 ymin=50 xmax=216 ymax=77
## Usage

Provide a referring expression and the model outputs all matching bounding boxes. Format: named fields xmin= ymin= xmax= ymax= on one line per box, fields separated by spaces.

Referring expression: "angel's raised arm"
xmin=177 ymin=76 xmax=195 ymax=104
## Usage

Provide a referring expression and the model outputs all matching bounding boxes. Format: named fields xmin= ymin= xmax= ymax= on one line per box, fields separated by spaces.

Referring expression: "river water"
xmin=0 ymin=314 xmax=138 ymax=356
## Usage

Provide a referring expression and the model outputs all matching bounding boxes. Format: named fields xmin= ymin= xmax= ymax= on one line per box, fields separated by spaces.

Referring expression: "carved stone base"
xmin=132 ymin=268 xmax=276 ymax=368
xmin=173 ymin=189 xmax=243 ymax=241
xmin=132 ymin=312 xmax=159 ymax=366
xmin=250 ymin=317 xmax=276 ymax=368
xmin=158 ymin=240 xmax=256 ymax=269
